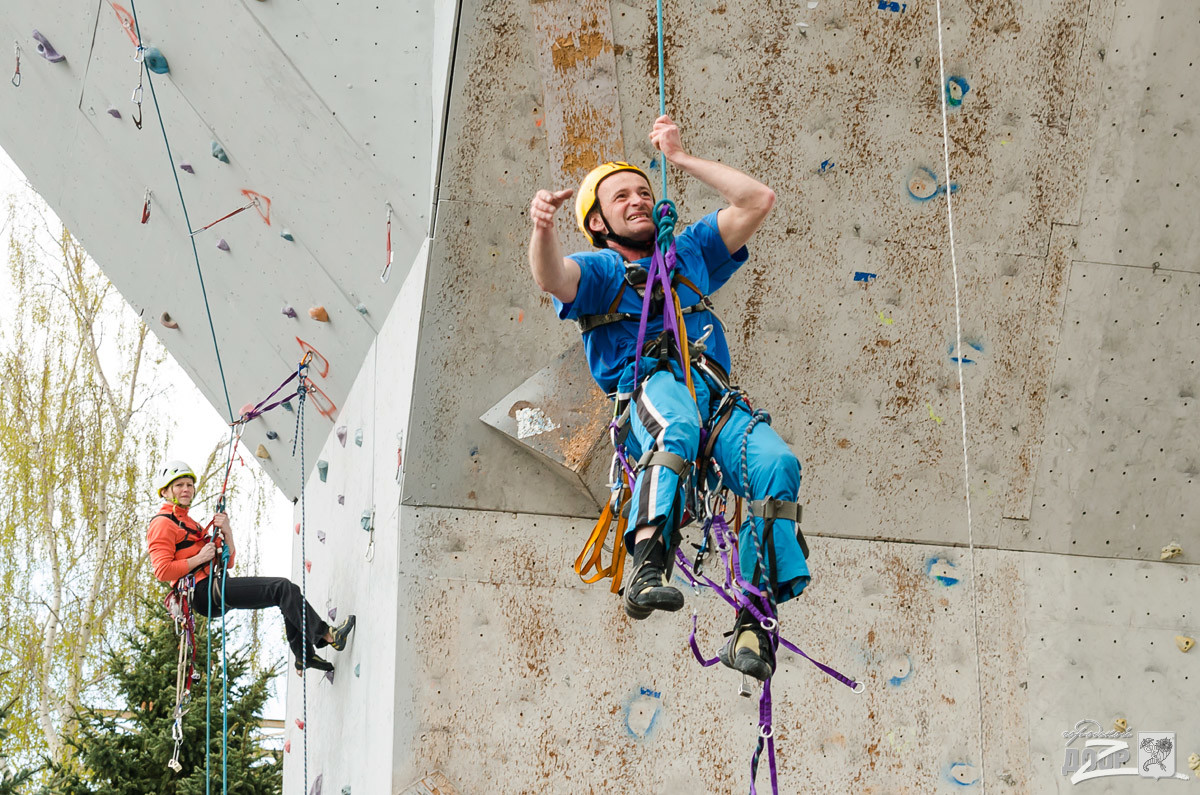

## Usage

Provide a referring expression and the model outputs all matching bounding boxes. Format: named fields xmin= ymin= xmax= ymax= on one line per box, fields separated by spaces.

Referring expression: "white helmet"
xmin=155 ymin=460 xmax=196 ymax=497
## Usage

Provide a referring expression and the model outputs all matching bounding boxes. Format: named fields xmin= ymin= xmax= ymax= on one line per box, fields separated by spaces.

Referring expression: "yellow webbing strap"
xmin=671 ymin=288 xmax=696 ymax=399
xmin=574 ymin=486 xmax=630 ymax=594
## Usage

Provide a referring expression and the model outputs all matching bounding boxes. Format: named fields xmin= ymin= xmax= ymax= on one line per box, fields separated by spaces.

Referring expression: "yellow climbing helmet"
xmin=155 ymin=460 xmax=196 ymax=498
xmin=575 ymin=161 xmax=653 ymax=247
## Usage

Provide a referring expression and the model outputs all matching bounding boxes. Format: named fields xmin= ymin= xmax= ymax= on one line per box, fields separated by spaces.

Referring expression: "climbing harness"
xmin=11 ymin=43 xmax=20 ymax=87
xmin=381 ymin=203 xmax=394 ymax=283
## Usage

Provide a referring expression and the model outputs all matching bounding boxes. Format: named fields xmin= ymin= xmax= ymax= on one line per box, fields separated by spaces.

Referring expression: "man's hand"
xmin=649 ymin=115 xmax=687 ymax=164
xmin=530 ymin=189 xmax=574 ymax=231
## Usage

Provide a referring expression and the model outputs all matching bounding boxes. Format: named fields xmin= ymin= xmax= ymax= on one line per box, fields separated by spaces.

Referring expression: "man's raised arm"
xmin=649 ymin=115 xmax=775 ymax=254
xmin=529 ymin=188 xmax=582 ymax=304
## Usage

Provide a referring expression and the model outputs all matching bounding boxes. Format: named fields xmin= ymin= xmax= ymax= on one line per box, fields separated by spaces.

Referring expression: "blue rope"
xmin=127 ymin=0 xmax=234 ymax=423
xmin=655 ymin=0 xmax=669 ymax=200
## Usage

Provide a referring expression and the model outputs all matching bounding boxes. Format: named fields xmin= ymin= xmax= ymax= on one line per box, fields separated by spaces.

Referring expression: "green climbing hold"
xmin=317 ymin=460 xmax=329 ymax=482
xmin=354 ymin=663 xmax=360 ymax=677
xmin=354 ymin=428 xmax=364 ymax=446
xmin=282 ymin=400 xmax=294 ymax=413
xmin=355 ymin=303 xmax=368 ymax=315
xmin=211 ymin=141 xmax=229 ymax=163
xmin=281 ymin=228 xmax=295 ymax=241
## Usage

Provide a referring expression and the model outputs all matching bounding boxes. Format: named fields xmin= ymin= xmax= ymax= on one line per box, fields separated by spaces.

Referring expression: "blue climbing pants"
xmin=618 ymin=358 xmax=811 ymax=604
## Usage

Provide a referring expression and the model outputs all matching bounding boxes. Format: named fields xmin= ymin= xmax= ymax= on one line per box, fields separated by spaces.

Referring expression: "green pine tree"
xmin=45 ymin=602 xmax=282 ymax=795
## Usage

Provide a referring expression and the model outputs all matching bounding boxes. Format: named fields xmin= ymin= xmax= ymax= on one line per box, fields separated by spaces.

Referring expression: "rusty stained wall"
xmin=391 ymin=0 xmax=1200 ymax=792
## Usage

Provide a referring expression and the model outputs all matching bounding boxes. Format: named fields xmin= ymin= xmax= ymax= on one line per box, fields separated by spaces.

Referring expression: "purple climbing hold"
xmin=310 ymin=774 xmax=323 ymax=795
xmin=323 ymin=670 xmax=334 ymax=685
xmin=328 ymin=607 xmax=337 ymax=621
xmin=337 ymin=494 xmax=345 ymax=505
xmin=180 ymin=162 xmax=195 ymax=174
xmin=216 ymin=238 xmax=230 ymax=252
xmin=107 ymin=107 xmax=122 ymax=119
xmin=31 ymin=31 xmax=65 ymax=63
xmin=282 ymin=305 xmax=297 ymax=319
xmin=336 ymin=426 xmax=348 ymax=447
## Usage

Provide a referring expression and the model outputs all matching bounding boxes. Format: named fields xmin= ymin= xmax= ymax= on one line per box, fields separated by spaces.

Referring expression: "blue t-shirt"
xmin=554 ymin=210 xmax=748 ymax=393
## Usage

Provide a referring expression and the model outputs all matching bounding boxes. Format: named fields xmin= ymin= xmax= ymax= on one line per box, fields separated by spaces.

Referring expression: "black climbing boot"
xmin=295 ymin=654 xmax=334 ymax=675
xmin=623 ymin=536 xmax=685 ymax=620
xmin=718 ymin=609 xmax=776 ymax=682
xmin=329 ymin=614 xmax=356 ymax=652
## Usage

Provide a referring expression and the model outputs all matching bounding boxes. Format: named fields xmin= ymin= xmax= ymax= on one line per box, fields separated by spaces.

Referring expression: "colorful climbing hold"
xmin=141 ymin=46 xmax=169 ymax=74
xmin=323 ymin=670 xmax=334 ymax=684
xmin=282 ymin=400 xmax=294 ymax=412
xmin=360 ymin=510 xmax=373 ymax=531
xmin=946 ymin=76 xmax=970 ymax=107
xmin=179 ymin=162 xmax=195 ymax=174
xmin=282 ymin=305 xmax=297 ymax=319
xmin=328 ymin=607 xmax=337 ymax=621
xmin=284 ymin=740 xmax=291 ymax=753
xmin=337 ymin=494 xmax=345 ymax=505
xmin=31 ymin=30 xmax=64 ymax=63
xmin=341 ymin=787 xmax=351 ymax=795
xmin=310 ymin=775 xmax=323 ymax=795
xmin=354 ymin=429 xmax=364 ymax=447
xmin=304 ymin=559 xmax=312 ymax=573
xmin=255 ymin=444 xmax=270 ymax=459
xmin=295 ymin=719 xmax=305 ymax=730
xmin=1161 ymin=543 xmax=1183 ymax=561
xmin=281 ymin=228 xmax=295 ymax=242
xmin=294 ymin=522 xmax=301 ymax=535
xmin=211 ymin=141 xmax=229 ymax=163
xmin=907 ymin=167 xmax=940 ymax=201
xmin=1114 ymin=718 xmax=1127 ymax=733
xmin=106 ymin=106 xmax=121 ymax=119
xmin=309 ymin=306 xmax=329 ymax=322
xmin=1189 ymin=753 xmax=1200 ymax=773
xmin=160 ymin=311 xmax=178 ymax=329
xmin=354 ymin=664 xmax=360 ymax=678
xmin=317 ymin=459 xmax=329 ymax=481
xmin=336 ymin=426 xmax=348 ymax=447
xmin=355 ymin=303 xmax=368 ymax=315
xmin=216 ymin=238 xmax=230 ymax=252
xmin=266 ymin=430 xmax=279 ymax=440
xmin=1176 ymin=635 xmax=1195 ymax=653
xmin=317 ymin=530 xmax=326 ymax=543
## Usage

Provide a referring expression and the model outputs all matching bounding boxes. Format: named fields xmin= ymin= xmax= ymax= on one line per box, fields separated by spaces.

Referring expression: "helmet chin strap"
xmin=598 ymin=210 xmax=654 ymax=257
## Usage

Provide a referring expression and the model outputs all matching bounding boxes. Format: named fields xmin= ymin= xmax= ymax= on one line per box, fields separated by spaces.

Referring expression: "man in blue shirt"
xmin=527 ymin=115 xmax=809 ymax=681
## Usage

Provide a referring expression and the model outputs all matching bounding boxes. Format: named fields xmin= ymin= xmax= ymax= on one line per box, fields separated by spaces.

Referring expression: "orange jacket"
xmin=146 ymin=502 xmax=235 ymax=586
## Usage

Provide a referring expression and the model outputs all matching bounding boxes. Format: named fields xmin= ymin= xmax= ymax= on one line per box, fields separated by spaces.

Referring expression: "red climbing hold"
xmin=295 ymin=718 xmax=305 ymax=730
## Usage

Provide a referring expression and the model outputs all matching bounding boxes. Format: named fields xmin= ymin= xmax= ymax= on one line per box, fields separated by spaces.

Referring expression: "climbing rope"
xmin=933 ymin=1 xmax=986 ymax=789
xmin=293 ymin=359 xmax=311 ymax=795
xmin=128 ymin=0 xmax=234 ymax=421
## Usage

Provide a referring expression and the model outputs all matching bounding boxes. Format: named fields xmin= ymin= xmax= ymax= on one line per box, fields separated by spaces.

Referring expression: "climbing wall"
xmin=0 ymin=0 xmax=458 ymax=499
xmin=3 ymin=0 xmax=1200 ymax=792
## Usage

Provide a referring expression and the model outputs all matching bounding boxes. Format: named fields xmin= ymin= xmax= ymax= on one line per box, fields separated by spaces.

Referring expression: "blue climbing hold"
xmin=266 ymin=430 xmax=279 ymax=440
xmin=142 ymin=46 xmax=169 ymax=75
xmin=280 ymin=228 xmax=295 ymax=242
xmin=282 ymin=400 xmax=294 ymax=413
xmin=946 ymin=76 xmax=970 ymax=107
xmin=211 ymin=141 xmax=229 ymax=163
xmin=317 ymin=460 xmax=329 ymax=482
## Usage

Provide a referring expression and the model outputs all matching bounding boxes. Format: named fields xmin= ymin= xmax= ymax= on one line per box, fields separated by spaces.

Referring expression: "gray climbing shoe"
xmin=623 ymin=539 xmax=684 ymax=620
xmin=329 ymin=614 xmax=356 ymax=652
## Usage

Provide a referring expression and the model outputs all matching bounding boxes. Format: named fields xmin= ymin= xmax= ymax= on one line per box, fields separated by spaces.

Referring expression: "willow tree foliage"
xmin=0 ymin=195 xmax=280 ymax=784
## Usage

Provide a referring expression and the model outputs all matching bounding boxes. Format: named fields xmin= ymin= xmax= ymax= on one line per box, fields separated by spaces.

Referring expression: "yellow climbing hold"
xmin=255 ymin=444 xmax=270 ymax=460
xmin=1113 ymin=718 xmax=1127 ymax=733
xmin=927 ymin=403 xmax=943 ymax=424
xmin=1161 ymin=543 xmax=1183 ymax=561
xmin=877 ymin=310 xmax=894 ymax=325
xmin=1188 ymin=753 xmax=1200 ymax=772
xmin=1175 ymin=635 xmax=1195 ymax=653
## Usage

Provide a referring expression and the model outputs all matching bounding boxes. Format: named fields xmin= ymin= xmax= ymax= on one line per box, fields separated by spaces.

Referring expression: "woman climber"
xmin=528 ymin=114 xmax=809 ymax=682
xmin=146 ymin=460 xmax=356 ymax=673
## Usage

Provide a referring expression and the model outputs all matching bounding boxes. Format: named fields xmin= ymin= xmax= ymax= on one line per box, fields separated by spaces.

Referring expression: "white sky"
xmin=0 ymin=145 xmax=292 ymax=720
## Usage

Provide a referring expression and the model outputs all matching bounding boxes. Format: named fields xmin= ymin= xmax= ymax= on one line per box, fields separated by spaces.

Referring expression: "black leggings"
xmin=192 ymin=575 xmax=329 ymax=664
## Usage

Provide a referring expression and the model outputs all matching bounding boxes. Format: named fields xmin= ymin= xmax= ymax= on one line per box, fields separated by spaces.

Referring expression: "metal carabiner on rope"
xmin=380 ymin=203 xmax=394 ymax=284
xmin=11 ymin=43 xmax=20 ymax=87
